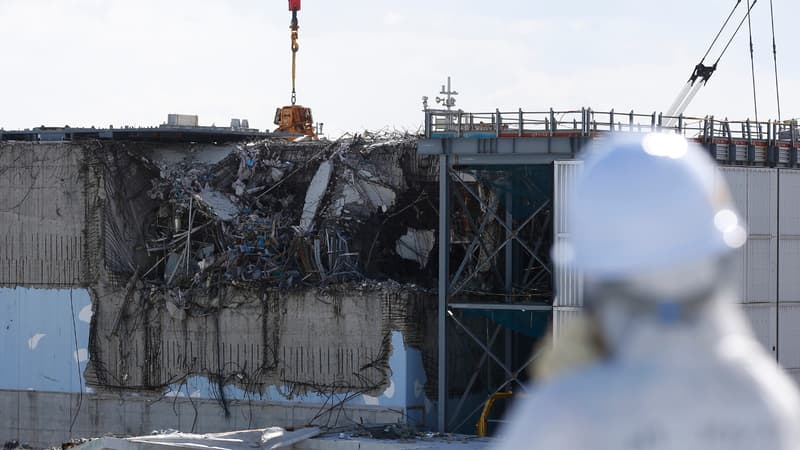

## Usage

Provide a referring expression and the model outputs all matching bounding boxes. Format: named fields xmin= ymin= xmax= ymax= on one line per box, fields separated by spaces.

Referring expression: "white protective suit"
xmin=493 ymin=133 xmax=800 ymax=450
xmin=494 ymin=296 xmax=800 ymax=449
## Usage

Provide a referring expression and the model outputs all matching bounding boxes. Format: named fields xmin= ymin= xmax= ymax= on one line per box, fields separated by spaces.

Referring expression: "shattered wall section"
xmin=86 ymin=282 xmax=436 ymax=400
xmin=93 ymin=143 xmax=161 ymax=280
xmin=0 ymin=142 xmax=96 ymax=287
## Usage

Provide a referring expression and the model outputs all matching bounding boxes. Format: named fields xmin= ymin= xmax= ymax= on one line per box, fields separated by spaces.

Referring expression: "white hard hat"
xmin=559 ymin=132 xmax=746 ymax=283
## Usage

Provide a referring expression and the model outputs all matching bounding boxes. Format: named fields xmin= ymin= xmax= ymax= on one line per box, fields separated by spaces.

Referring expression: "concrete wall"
xmin=0 ymin=143 xmax=89 ymax=286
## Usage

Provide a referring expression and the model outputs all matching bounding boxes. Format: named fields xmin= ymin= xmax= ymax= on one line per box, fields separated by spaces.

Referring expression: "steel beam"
xmin=447 ymin=310 xmax=525 ymax=392
xmin=448 ymin=325 xmax=503 ymax=429
xmin=437 ymin=154 xmax=450 ymax=432
xmin=448 ymin=303 xmax=552 ymax=311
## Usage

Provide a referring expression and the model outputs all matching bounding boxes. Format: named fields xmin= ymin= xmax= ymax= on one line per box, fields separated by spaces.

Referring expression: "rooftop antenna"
xmin=436 ymin=76 xmax=458 ymax=111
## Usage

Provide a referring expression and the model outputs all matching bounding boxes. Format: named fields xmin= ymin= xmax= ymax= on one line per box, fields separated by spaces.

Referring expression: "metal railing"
xmin=424 ymin=107 xmax=800 ymax=146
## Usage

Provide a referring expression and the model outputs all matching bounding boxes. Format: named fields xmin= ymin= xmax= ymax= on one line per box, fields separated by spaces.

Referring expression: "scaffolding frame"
xmin=436 ymin=155 xmax=561 ymax=433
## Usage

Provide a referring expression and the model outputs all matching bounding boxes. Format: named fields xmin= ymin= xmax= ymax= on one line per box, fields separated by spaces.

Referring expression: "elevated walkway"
xmin=419 ymin=108 xmax=800 ymax=167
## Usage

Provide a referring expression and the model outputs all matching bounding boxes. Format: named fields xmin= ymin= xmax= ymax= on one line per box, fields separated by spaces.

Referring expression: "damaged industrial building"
xmin=9 ymin=103 xmax=800 ymax=448
xmin=0 ymin=133 xmax=470 ymax=447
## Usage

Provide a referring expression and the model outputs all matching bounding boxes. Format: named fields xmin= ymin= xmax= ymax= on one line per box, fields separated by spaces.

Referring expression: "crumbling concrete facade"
xmin=0 ymin=143 xmax=92 ymax=286
xmin=0 ymin=136 xmax=441 ymax=447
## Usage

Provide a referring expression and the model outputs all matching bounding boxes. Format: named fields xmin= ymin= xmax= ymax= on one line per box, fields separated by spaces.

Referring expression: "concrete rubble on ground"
xmin=67 ymin=426 xmax=490 ymax=450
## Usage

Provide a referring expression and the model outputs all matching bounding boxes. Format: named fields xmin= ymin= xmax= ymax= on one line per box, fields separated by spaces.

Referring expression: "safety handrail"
xmin=424 ymin=108 xmax=799 ymax=146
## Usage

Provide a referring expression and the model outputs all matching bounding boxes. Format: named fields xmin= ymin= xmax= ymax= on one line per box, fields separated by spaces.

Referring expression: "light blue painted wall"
xmin=0 ymin=288 xmax=91 ymax=393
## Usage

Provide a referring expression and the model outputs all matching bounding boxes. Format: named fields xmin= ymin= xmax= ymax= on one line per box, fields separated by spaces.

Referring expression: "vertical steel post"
xmin=504 ymin=188 xmax=513 ymax=374
xmin=437 ymin=154 xmax=450 ymax=432
xmin=425 ymin=111 xmax=432 ymax=139
xmin=792 ymin=120 xmax=798 ymax=167
xmin=609 ymin=109 xmax=615 ymax=132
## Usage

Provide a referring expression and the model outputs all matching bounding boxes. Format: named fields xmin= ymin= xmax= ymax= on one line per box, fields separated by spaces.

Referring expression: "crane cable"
xmin=714 ymin=0 xmax=758 ymax=66
xmin=769 ymin=0 xmax=782 ymax=121
xmin=291 ymin=30 xmax=299 ymax=105
xmin=700 ymin=0 xmax=742 ymax=64
xmin=746 ymin=0 xmax=759 ymax=123
xmin=290 ymin=9 xmax=299 ymax=105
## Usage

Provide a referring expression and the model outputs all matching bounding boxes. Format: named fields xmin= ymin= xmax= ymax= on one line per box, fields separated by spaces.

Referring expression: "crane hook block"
xmin=288 ymin=0 xmax=301 ymax=11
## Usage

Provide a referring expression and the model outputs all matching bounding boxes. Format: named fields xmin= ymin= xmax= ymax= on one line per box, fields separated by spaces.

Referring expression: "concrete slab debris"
xmin=195 ymin=188 xmax=239 ymax=222
xmin=299 ymin=159 xmax=332 ymax=232
xmin=69 ymin=427 xmax=489 ymax=450
xmin=71 ymin=427 xmax=321 ymax=450
xmin=395 ymin=229 xmax=436 ymax=268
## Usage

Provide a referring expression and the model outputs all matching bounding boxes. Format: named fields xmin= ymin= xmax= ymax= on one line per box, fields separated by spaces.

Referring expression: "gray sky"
xmin=1 ymin=0 xmax=797 ymax=136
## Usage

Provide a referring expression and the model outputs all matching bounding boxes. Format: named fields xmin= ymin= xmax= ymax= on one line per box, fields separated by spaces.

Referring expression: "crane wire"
xmin=745 ymin=0 xmax=759 ymax=123
xmin=714 ymin=0 xmax=758 ymax=66
xmin=701 ymin=0 xmax=742 ymax=63
xmin=769 ymin=0 xmax=781 ymax=121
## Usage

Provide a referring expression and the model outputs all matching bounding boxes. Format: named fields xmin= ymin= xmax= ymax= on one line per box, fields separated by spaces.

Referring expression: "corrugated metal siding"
xmin=716 ymin=168 xmax=748 ymax=299
xmin=553 ymin=161 xmax=583 ymax=307
xmin=780 ymin=170 xmax=800 ymax=235
xmin=730 ymin=242 xmax=747 ymax=303
xmin=746 ymin=237 xmax=777 ymax=303
xmin=553 ymin=236 xmax=583 ymax=307
xmin=780 ymin=303 xmax=800 ymax=369
xmin=779 ymin=170 xmax=800 ymax=302
xmin=779 ymin=238 xmax=800 ymax=303
xmin=552 ymin=307 xmax=583 ymax=343
xmin=718 ymin=167 xmax=778 ymax=235
xmin=742 ymin=303 xmax=777 ymax=357
xmin=719 ymin=167 xmax=778 ymax=303
xmin=553 ymin=161 xmax=582 ymax=236
xmin=746 ymin=169 xmax=777 ymax=235
xmin=719 ymin=167 xmax=748 ymax=217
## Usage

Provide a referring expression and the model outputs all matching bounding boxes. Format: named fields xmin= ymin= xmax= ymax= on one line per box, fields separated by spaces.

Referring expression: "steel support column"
xmin=437 ymin=154 xmax=450 ymax=432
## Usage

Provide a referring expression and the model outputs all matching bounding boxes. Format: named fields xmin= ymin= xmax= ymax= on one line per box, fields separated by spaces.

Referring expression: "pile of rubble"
xmin=128 ymin=133 xmax=438 ymax=291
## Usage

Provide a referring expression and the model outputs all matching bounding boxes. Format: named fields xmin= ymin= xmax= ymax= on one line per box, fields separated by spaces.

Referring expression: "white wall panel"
xmin=719 ymin=167 xmax=748 ymax=219
xmin=553 ymin=161 xmax=582 ymax=236
xmin=554 ymin=238 xmax=583 ymax=307
xmin=718 ymin=168 xmax=778 ymax=303
xmin=742 ymin=303 xmax=777 ymax=358
xmin=779 ymin=238 xmax=800 ymax=302
xmin=730 ymin=241 xmax=747 ymax=303
xmin=780 ymin=170 xmax=800 ymax=236
xmin=552 ymin=307 xmax=583 ymax=343
xmin=779 ymin=303 xmax=800 ymax=369
xmin=553 ymin=161 xmax=583 ymax=307
xmin=746 ymin=169 xmax=777 ymax=236
xmin=745 ymin=237 xmax=777 ymax=303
